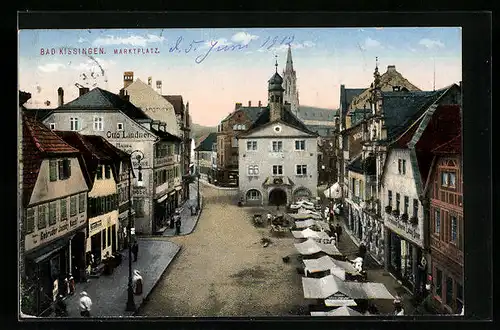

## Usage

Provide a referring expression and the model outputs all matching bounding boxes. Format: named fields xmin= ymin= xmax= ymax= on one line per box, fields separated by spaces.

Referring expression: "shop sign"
xmin=70 ymin=218 xmax=78 ymax=227
xmin=386 ymin=215 xmax=421 ymax=242
xmin=40 ymin=227 xmax=58 ymax=241
xmin=90 ymin=220 xmax=102 ymax=232
xmin=133 ymin=186 xmax=148 ymax=196
xmin=58 ymin=223 xmax=68 ymax=232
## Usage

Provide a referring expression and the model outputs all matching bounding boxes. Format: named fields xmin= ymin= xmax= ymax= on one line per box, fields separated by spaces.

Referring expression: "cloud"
xmin=418 ymin=38 xmax=445 ymax=49
xmin=78 ymin=37 xmax=88 ymax=43
xmin=205 ymin=38 xmax=232 ymax=47
xmin=408 ymin=47 xmax=418 ymax=52
xmin=38 ymin=63 xmax=66 ymax=73
xmin=70 ymin=58 xmax=116 ymax=72
xmin=93 ymin=34 xmax=165 ymax=47
xmin=363 ymin=37 xmax=381 ymax=49
xmin=231 ymin=32 xmax=259 ymax=45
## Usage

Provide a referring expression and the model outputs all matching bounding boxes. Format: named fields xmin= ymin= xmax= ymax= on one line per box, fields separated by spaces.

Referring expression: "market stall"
xmin=311 ymin=306 xmax=363 ymax=316
xmin=294 ymin=239 xmax=342 ymax=257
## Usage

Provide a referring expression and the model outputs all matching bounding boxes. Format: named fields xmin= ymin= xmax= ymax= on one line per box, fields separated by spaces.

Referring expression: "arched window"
xmin=246 ymin=189 xmax=261 ymax=201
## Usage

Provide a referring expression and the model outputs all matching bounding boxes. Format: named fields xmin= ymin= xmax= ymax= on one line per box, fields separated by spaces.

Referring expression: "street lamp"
xmin=125 ymin=150 xmax=144 ymax=312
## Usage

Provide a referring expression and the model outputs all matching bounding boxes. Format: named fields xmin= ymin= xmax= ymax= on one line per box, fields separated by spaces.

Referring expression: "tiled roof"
xmin=22 ymin=114 xmax=80 ymax=207
xmin=19 ymin=91 xmax=32 ymax=106
xmin=151 ymin=127 xmax=183 ymax=142
xmin=296 ymin=106 xmax=339 ymax=121
xmin=350 ymin=108 xmax=372 ymax=126
xmin=55 ymin=131 xmax=124 ymax=188
xmin=195 ymin=132 xmax=217 ymax=151
xmin=22 ymin=108 xmax=53 ymax=121
xmin=432 ymin=134 xmax=462 ymax=154
xmin=340 ymin=86 xmax=365 ymax=116
xmin=163 ymin=95 xmax=185 ymax=115
xmin=305 ymin=125 xmax=337 ymax=137
xmin=248 ymin=107 xmax=316 ymax=135
xmin=222 ymin=106 xmax=267 ymax=123
xmin=59 ymin=87 xmax=149 ymax=120
xmin=382 ymin=90 xmax=443 ymax=141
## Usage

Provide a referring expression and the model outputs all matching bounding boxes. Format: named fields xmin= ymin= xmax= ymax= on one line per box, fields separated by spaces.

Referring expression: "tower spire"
xmin=275 ymin=54 xmax=278 ymax=73
xmin=285 ymin=44 xmax=293 ymax=72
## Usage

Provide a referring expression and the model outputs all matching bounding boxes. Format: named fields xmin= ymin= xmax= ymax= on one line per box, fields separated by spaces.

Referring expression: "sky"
xmin=18 ymin=27 xmax=462 ymax=126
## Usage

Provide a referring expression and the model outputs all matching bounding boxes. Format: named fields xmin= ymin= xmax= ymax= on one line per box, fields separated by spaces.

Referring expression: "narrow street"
xmin=137 ymin=184 xmax=307 ymax=317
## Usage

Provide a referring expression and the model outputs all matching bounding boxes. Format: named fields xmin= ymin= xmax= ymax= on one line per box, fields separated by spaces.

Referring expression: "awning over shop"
xmin=323 ymin=182 xmax=342 ymax=199
xmin=26 ymin=234 xmax=74 ymax=264
xmin=157 ymin=194 xmax=168 ymax=203
xmin=297 ymin=208 xmax=321 ymax=216
xmin=310 ymin=306 xmax=363 ymax=316
xmin=324 ymin=296 xmax=358 ymax=307
xmin=292 ymin=228 xmax=330 ymax=240
xmin=294 ymin=239 xmax=342 ymax=256
xmin=175 ymin=186 xmax=182 ymax=191
xmin=169 ymin=191 xmax=176 ymax=196
xmin=302 ymin=275 xmax=395 ymax=300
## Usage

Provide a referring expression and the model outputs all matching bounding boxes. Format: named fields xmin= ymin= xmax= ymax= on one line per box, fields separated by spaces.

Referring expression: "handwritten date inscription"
xmin=170 ymin=35 xmax=295 ymax=64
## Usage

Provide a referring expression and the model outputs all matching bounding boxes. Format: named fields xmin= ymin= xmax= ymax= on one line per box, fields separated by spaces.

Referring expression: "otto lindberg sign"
xmin=107 ymin=131 xmax=153 ymax=139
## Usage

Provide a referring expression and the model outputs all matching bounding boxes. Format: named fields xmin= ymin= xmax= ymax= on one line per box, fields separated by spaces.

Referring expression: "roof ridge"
xmin=431 ymin=133 xmax=461 ymax=152
xmin=24 ymin=115 xmax=45 ymax=153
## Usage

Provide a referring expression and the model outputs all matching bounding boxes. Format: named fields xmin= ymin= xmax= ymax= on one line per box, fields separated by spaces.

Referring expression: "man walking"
xmin=335 ymin=223 xmax=342 ymax=242
xmin=175 ymin=215 xmax=182 ymax=235
xmin=79 ymin=291 xmax=92 ymax=317
xmin=131 ymin=241 xmax=138 ymax=262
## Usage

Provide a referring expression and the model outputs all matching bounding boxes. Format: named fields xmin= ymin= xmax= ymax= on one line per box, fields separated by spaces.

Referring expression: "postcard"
xmin=18 ymin=25 xmax=463 ymax=319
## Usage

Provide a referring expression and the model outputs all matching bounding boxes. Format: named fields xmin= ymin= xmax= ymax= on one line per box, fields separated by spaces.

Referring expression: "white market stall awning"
xmin=310 ymin=306 xmax=363 ymax=316
xmin=290 ymin=200 xmax=316 ymax=210
xmin=302 ymin=275 xmax=395 ymax=300
xmin=324 ymin=297 xmax=358 ymax=307
xmin=297 ymin=208 xmax=321 ymax=216
xmin=294 ymin=239 xmax=342 ymax=256
xmin=292 ymin=228 xmax=330 ymax=240
xmin=303 ymin=256 xmax=355 ymax=280
xmin=323 ymin=182 xmax=342 ymax=199
xmin=290 ymin=213 xmax=322 ymax=221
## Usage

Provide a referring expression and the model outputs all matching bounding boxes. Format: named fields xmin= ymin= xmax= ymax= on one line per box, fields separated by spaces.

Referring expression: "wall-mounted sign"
xmin=90 ymin=220 xmax=102 ymax=232
xmin=353 ymin=132 xmax=363 ymax=141
xmin=106 ymin=131 xmax=152 ymax=140
xmin=386 ymin=216 xmax=422 ymax=245
xmin=40 ymin=227 xmax=58 ymax=241
xmin=58 ymin=223 xmax=69 ymax=232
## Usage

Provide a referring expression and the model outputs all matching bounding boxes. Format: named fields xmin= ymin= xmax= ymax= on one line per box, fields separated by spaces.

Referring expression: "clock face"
xmin=274 ymin=125 xmax=282 ymax=132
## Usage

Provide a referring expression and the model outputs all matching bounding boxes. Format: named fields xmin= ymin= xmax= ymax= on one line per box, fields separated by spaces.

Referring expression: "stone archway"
xmin=293 ymin=187 xmax=312 ymax=203
xmin=269 ymin=188 xmax=287 ymax=206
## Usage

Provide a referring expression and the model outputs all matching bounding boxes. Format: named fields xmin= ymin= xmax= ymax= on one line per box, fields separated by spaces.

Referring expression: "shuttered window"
xmin=25 ymin=208 xmax=35 ymax=234
xmin=70 ymin=196 xmax=77 ymax=216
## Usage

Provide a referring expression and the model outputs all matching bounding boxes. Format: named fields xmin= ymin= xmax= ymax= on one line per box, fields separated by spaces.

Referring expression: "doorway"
xmin=71 ymin=231 xmax=86 ymax=282
xmin=111 ymin=224 xmax=117 ymax=253
xmin=269 ymin=188 xmax=287 ymax=206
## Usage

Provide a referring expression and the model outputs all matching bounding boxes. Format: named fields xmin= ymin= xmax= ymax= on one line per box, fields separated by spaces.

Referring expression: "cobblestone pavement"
xmin=137 ymin=184 xmax=308 ymax=317
xmin=56 ymin=239 xmax=180 ymax=318
xmin=163 ymin=183 xmax=203 ymax=237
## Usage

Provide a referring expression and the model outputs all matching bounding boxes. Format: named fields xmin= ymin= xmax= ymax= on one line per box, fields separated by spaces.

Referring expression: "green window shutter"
xmin=49 ymin=160 xmax=57 ymax=181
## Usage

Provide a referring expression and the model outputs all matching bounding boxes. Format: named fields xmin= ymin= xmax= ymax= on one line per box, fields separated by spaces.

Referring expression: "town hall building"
xmin=238 ymin=61 xmax=318 ymax=206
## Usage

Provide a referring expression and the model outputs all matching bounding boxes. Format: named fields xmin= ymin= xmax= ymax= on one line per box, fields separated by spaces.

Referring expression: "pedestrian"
xmin=132 ymin=269 xmax=143 ymax=295
xmin=54 ymin=294 xmax=67 ymax=317
xmin=79 ymin=291 xmax=92 ymax=317
xmin=358 ymin=241 xmax=367 ymax=259
xmin=335 ymin=223 xmax=342 ymax=242
xmin=329 ymin=211 xmax=334 ymax=223
xmin=175 ymin=216 xmax=182 ymax=235
xmin=131 ymin=241 xmax=138 ymax=262
xmin=393 ymin=295 xmax=402 ymax=313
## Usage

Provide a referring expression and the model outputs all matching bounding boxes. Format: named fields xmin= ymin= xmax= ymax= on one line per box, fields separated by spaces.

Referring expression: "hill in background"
xmin=191 ymin=123 xmax=217 ymax=142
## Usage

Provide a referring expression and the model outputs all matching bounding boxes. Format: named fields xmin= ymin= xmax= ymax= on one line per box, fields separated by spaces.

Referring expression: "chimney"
xmin=123 ymin=71 xmax=134 ymax=89
xmin=258 ymin=100 xmax=262 ymax=107
xmin=156 ymin=80 xmax=162 ymax=94
xmin=387 ymin=65 xmax=396 ymax=73
xmin=79 ymin=87 xmax=90 ymax=97
xmin=57 ymin=87 xmax=64 ymax=107
xmin=119 ymin=89 xmax=130 ymax=102
xmin=248 ymin=101 xmax=252 ymax=107
xmin=185 ymin=102 xmax=190 ymax=128
xmin=235 ymin=102 xmax=242 ymax=110
xmin=148 ymin=76 xmax=152 ymax=87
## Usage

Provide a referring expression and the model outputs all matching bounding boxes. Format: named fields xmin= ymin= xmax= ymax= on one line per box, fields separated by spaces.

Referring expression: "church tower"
xmin=282 ymin=45 xmax=300 ymax=115
xmin=268 ymin=56 xmax=285 ymax=122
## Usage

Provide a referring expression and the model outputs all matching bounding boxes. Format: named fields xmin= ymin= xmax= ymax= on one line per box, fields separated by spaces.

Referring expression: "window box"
xmin=401 ymin=213 xmax=409 ymax=222
xmin=385 ymin=205 xmax=392 ymax=214
xmin=392 ymin=209 xmax=400 ymax=217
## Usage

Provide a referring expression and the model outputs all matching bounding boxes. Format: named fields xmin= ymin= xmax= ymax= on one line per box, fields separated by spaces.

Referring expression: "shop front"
xmin=361 ymin=212 xmax=385 ymax=264
xmin=345 ymin=199 xmax=362 ymax=240
xmin=86 ymin=211 xmax=119 ymax=265
xmin=24 ymin=235 xmax=73 ymax=316
xmin=385 ymin=228 xmax=424 ymax=293
xmin=154 ymin=193 xmax=168 ymax=232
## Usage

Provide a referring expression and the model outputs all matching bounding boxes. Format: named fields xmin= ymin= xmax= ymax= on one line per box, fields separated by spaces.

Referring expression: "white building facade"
xmin=238 ymin=66 xmax=318 ymax=206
